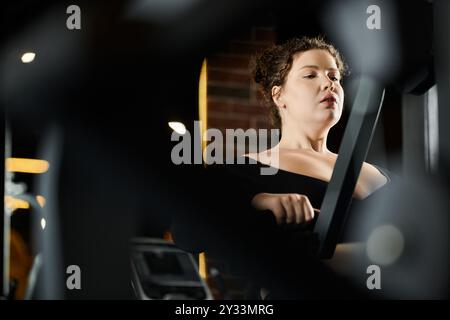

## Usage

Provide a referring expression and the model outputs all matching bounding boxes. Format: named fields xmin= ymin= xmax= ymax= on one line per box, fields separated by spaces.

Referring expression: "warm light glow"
xmin=197 ymin=60 xmax=208 ymax=280
xmin=5 ymin=196 xmax=30 ymax=211
xmin=163 ymin=230 xmax=173 ymax=243
xmin=6 ymin=158 xmax=49 ymax=173
xmin=21 ymin=52 xmax=36 ymax=63
xmin=36 ymin=195 xmax=46 ymax=208
xmin=198 ymin=252 xmax=207 ymax=279
xmin=199 ymin=59 xmax=208 ymax=161
xmin=41 ymin=218 xmax=46 ymax=230
xmin=168 ymin=122 xmax=187 ymax=135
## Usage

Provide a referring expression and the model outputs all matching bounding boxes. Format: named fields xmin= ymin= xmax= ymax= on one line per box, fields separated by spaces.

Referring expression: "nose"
xmin=322 ymin=76 xmax=335 ymax=92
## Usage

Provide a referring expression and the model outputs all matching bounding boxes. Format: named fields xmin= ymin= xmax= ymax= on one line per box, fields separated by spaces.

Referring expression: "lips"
xmin=320 ymin=93 xmax=338 ymax=104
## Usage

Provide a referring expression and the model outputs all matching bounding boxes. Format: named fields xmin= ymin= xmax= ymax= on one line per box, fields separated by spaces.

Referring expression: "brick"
xmin=208 ymin=100 xmax=266 ymax=116
xmin=207 ymin=110 xmax=247 ymax=120
xmin=207 ymin=54 xmax=250 ymax=70
xmin=249 ymin=116 xmax=271 ymax=129
xmin=255 ymin=89 xmax=267 ymax=102
xmin=207 ymin=96 xmax=251 ymax=106
xmin=209 ymin=113 xmax=262 ymax=125
xmin=207 ymin=101 xmax=236 ymax=113
xmin=208 ymin=84 xmax=250 ymax=100
xmin=208 ymin=69 xmax=251 ymax=85
xmin=229 ymin=41 xmax=272 ymax=55
xmin=256 ymin=119 xmax=272 ymax=129
xmin=249 ymin=83 xmax=261 ymax=104
xmin=206 ymin=27 xmax=279 ymax=139
xmin=207 ymin=118 xmax=250 ymax=130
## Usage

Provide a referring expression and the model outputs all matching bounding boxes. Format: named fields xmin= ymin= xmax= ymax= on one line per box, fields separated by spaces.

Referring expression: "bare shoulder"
xmin=363 ymin=161 xmax=387 ymax=176
xmin=244 ymin=149 xmax=278 ymax=164
xmin=243 ymin=152 xmax=258 ymax=160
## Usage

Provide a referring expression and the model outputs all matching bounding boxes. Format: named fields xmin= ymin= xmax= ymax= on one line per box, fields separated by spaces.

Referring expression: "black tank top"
xmin=204 ymin=156 xmax=391 ymax=246
xmin=218 ymin=156 xmax=391 ymax=211
xmin=171 ymin=158 xmax=392 ymax=299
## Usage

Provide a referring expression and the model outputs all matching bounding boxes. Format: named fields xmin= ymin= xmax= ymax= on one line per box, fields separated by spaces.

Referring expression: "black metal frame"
xmin=314 ymin=76 xmax=385 ymax=259
xmin=434 ymin=0 xmax=450 ymax=175
xmin=0 ymin=111 xmax=6 ymax=298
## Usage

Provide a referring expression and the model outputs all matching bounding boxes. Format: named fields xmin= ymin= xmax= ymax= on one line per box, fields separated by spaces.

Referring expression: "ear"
xmin=271 ymin=86 xmax=284 ymax=108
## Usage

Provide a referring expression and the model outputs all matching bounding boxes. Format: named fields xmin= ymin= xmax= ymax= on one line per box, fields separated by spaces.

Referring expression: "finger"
xmin=274 ymin=204 xmax=286 ymax=225
xmin=313 ymin=208 xmax=320 ymax=220
xmin=302 ymin=197 xmax=311 ymax=222
xmin=281 ymin=197 xmax=295 ymax=224
xmin=302 ymin=196 xmax=315 ymax=222
xmin=301 ymin=200 xmax=311 ymax=223
xmin=292 ymin=196 xmax=304 ymax=224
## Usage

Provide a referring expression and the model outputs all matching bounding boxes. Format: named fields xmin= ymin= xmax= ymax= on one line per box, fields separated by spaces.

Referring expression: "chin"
xmin=319 ymin=116 xmax=340 ymax=129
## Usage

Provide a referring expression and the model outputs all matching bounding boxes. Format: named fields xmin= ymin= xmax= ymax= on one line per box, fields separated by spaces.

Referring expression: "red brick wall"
xmin=207 ymin=26 xmax=276 ymax=134
xmin=204 ymin=26 xmax=277 ymax=299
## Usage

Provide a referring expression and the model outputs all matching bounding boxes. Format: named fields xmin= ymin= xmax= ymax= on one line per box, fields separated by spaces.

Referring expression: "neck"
xmin=277 ymin=124 xmax=331 ymax=154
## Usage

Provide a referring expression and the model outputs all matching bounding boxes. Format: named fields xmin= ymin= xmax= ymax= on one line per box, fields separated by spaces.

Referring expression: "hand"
xmin=251 ymin=193 xmax=319 ymax=226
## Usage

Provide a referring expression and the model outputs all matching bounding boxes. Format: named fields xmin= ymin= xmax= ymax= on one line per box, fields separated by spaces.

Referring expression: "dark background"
xmin=0 ymin=0 xmax=438 ymax=299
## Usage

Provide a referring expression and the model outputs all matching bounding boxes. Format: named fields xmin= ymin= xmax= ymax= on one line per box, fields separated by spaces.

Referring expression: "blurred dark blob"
xmin=0 ymin=0 xmax=446 ymax=299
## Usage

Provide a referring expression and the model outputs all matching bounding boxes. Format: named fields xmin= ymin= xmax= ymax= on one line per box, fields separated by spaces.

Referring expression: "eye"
xmin=330 ymin=75 xmax=341 ymax=82
xmin=304 ymin=74 xmax=316 ymax=79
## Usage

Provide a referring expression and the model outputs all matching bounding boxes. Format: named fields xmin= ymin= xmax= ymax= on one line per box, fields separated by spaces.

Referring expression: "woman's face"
xmin=274 ymin=49 xmax=344 ymax=132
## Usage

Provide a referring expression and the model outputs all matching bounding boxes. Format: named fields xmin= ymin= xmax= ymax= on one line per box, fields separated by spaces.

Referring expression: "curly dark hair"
xmin=252 ymin=36 xmax=348 ymax=129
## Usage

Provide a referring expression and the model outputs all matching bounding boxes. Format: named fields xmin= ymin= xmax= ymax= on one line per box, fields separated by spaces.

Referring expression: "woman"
xmin=173 ymin=36 xmax=391 ymax=299
xmin=212 ymin=36 xmax=390 ymax=298
xmin=246 ymin=36 xmax=389 ymax=226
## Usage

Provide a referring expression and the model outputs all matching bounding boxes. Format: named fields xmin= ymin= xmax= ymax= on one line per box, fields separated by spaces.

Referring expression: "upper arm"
xmin=362 ymin=163 xmax=389 ymax=191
